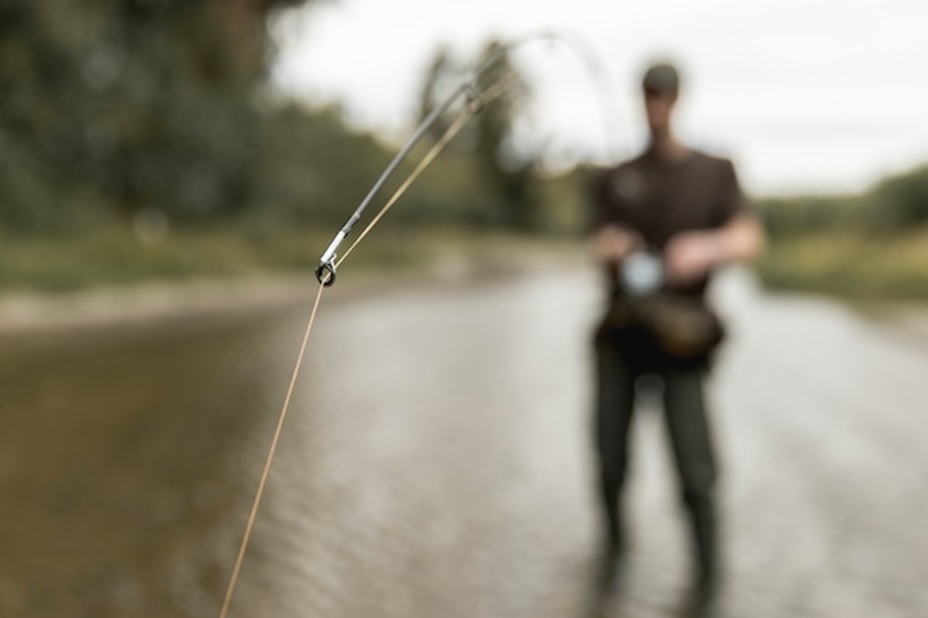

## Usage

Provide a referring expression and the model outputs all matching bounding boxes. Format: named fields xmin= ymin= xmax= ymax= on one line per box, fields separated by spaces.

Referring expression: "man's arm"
xmin=663 ymin=213 xmax=766 ymax=284
xmin=592 ymin=224 xmax=645 ymax=263
xmin=589 ymin=164 xmax=645 ymax=263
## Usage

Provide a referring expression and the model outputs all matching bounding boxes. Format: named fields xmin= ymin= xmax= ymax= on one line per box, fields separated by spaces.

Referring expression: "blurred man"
xmin=590 ymin=62 xmax=764 ymax=617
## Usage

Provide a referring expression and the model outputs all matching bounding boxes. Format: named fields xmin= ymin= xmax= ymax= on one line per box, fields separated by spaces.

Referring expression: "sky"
xmin=272 ymin=0 xmax=928 ymax=196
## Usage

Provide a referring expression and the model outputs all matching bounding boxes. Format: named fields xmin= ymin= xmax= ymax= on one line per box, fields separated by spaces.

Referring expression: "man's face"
xmin=644 ymin=88 xmax=677 ymax=135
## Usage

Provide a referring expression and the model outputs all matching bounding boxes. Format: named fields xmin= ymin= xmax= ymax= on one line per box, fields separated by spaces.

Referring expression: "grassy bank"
xmin=5 ymin=217 xmax=925 ymax=304
xmin=757 ymin=227 xmax=928 ymax=300
xmin=0 ymin=224 xmax=584 ymax=294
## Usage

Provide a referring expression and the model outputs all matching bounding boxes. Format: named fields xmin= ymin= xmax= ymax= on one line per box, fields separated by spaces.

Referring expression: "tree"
xmin=472 ymin=40 xmax=539 ymax=231
xmin=0 ymin=0 xmax=327 ymax=229
xmin=416 ymin=46 xmax=455 ymax=141
xmin=415 ymin=39 xmax=541 ymax=231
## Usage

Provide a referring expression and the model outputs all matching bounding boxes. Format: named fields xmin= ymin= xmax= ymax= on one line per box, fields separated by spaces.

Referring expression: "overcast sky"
xmin=272 ymin=0 xmax=928 ymax=196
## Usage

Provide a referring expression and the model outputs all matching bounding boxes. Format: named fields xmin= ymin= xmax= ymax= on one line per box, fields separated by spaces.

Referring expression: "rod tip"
xmin=315 ymin=262 xmax=336 ymax=287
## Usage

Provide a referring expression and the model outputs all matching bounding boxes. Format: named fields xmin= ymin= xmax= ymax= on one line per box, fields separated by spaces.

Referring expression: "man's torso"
xmin=595 ymin=149 xmax=743 ymax=298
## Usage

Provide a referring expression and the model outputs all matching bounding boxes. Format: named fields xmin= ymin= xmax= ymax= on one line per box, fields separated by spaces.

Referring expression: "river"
xmin=1 ymin=269 xmax=926 ymax=617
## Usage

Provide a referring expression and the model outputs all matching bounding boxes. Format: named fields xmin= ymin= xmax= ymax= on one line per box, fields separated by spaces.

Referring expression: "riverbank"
xmin=0 ymin=227 xmax=587 ymax=337
xmin=6 ymin=266 xmax=928 ymax=618
xmin=5 ymin=223 xmax=927 ymax=339
xmin=756 ymin=227 xmax=928 ymax=301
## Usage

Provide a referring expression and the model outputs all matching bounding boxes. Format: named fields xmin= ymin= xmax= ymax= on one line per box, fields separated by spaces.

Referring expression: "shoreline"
xmin=3 ymin=255 xmax=926 ymax=345
xmin=0 ymin=274 xmax=317 ymax=339
xmin=0 ymin=249 xmax=590 ymax=339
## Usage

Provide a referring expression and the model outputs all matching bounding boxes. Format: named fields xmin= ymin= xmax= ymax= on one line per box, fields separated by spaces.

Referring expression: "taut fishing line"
xmin=218 ymin=30 xmax=623 ymax=617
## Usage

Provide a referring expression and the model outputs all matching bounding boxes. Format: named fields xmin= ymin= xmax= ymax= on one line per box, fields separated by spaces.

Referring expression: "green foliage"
xmin=0 ymin=0 xmax=319 ymax=229
xmin=756 ymin=165 xmax=928 ymax=300
xmin=870 ymin=164 xmax=928 ymax=229
xmin=756 ymin=195 xmax=864 ymax=238
xmin=1 ymin=3 xmax=572 ymax=243
xmin=757 ymin=165 xmax=928 ymax=240
xmin=757 ymin=226 xmax=928 ymax=300
xmin=257 ymin=103 xmax=394 ymax=225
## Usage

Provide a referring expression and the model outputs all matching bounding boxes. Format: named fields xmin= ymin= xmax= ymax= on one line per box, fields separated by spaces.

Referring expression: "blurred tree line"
xmin=0 ymin=0 xmax=570 ymax=238
xmin=417 ymin=41 xmax=541 ymax=231
xmin=0 ymin=0 xmax=306 ymax=229
xmin=758 ymin=164 xmax=928 ymax=238
xmin=755 ymin=164 xmax=928 ymax=299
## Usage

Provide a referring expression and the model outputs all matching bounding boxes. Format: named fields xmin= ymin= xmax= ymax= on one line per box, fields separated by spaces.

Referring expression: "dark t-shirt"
xmin=592 ymin=149 xmax=747 ymax=298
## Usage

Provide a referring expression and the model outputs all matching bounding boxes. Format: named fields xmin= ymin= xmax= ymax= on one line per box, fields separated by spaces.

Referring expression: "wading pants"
xmin=593 ymin=337 xmax=720 ymax=588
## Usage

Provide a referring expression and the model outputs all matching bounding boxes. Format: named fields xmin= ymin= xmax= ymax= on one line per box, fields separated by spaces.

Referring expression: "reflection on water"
xmin=0 ymin=273 xmax=600 ymax=618
xmin=0 ymin=307 xmax=303 ymax=617
xmin=4 ymin=270 xmax=928 ymax=618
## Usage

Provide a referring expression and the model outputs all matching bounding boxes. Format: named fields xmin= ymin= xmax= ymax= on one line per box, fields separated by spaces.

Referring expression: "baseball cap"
xmin=642 ymin=62 xmax=680 ymax=95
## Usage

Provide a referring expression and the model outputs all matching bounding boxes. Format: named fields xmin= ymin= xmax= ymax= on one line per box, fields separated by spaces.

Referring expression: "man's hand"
xmin=664 ymin=214 xmax=765 ymax=284
xmin=593 ymin=225 xmax=644 ymax=263
xmin=664 ymin=231 xmax=723 ymax=284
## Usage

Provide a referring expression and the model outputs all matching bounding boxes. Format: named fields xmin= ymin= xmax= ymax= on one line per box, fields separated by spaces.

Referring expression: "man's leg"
xmin=593 ymin=337 xmax=636 ymax=587
xmin=661 ymin=368 xmax=720 ymax=616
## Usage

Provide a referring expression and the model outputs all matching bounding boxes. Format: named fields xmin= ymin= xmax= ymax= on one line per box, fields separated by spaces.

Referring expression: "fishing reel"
xmin=618 ymin=250 xmax=665 ymax=296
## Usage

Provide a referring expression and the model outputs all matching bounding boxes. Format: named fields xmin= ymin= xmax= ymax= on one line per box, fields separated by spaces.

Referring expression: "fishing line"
xmin=334 ymin=113 xmax=471 ymax=269
xmin=315 ymin=30 xmax=624 ymax=287
xmin=472 ymin=28 xmax=626 ymax=162
xmin=218 ymin=282 xmax=326 ymax=618
xmin=218 ymin=29 xmax=623 ymax=616
xmin=335 ymin=73 xmax=524 ymax=270
xmin=216 ymin=72 xmax=519 ymax=618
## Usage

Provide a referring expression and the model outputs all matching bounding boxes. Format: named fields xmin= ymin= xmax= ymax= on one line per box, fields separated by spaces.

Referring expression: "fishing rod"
xmin=219 ymin=67 xmax=525 ymax=618
xmin=314 ymin=29 xmax=625 ymax=288
xmin=220 ymin=31 xmax=626 ymax=618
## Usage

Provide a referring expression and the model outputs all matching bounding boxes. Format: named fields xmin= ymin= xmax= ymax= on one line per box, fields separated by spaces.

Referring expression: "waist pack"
xmin=599 ymin=294 xmax=726 ymax=362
